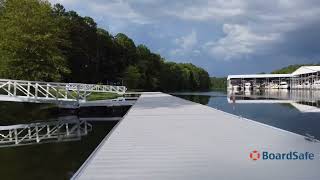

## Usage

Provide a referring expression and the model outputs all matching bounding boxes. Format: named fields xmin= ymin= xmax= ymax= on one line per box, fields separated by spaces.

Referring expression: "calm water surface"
xmin=2 ymin=91 xmax=320 ymax=179
xmin=0 ymin=102 xmax=119 ymax=180
xmin=173 ymin=90 xmax=320 ymax=140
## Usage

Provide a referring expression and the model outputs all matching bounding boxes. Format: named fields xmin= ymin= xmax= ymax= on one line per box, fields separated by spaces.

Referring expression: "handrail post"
xmin=46 ymin=84 xmax=49 ymax=98
xmin=56 ymin=84 xmax=59 ymax=101
xmin=35 ymin=125 xmax=39 ymax=143
xmin=13 ymin=81 xmax=17 ymax=96
xmin=66 ymin=123 xmax=69 ymax=136
xmin=8 ymin=81 xmax=11 ymax=96
xmin=27 ymin=82 xmax=30 ymax=97
xmin=65 ymin=87 xmax=69 ymax=99
xmin=14 ymin=129 xmax=18 ymax=144
xmin=47 ymin=125 xmax=51 ymax=137
xmin=35 ymin=83 xmax=38 ymax=99
xmin=28 ymin=127 xmax=31 ymax=139
xmin=77 ymin=84 xmax=80 ymax=104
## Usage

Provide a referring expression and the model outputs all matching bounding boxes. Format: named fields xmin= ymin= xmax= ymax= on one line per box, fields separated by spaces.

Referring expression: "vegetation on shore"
xmin=86 ymin=92 xmax=121 ymax=101
xmin=210 ymin=77 xmax=227 ymax=90
xmin=271 ymin=64 xmax=320 ymax=74
xmin=0 ymin=0 xmax=210 ymax=92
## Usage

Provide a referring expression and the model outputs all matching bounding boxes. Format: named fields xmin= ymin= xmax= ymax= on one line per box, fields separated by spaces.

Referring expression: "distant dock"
xmin=72 ymin=92 xmax=320 ymax=180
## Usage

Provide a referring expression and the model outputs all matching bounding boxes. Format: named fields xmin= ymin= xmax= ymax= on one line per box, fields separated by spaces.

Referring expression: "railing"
xmin=0 ymin=79 xmax=127 ymax=103
xmin=0 ymin=117 xmax=92 ymax=147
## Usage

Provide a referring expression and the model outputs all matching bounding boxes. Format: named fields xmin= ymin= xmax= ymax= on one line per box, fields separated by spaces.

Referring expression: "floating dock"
xmin=72 ymin=92 xmax=320 ymax=180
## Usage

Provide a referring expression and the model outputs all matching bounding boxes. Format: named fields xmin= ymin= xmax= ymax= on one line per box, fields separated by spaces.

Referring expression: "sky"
xmin=49 ymin=0 xmax=320 ymax=77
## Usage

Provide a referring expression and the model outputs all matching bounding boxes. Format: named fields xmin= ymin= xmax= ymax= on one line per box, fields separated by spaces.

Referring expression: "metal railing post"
xmin=35 ymin=125 xmax=39 ymax=143
xmin=14 ymin=129 xmax=18 ymax=144
xmin=8 ymin=81 xmax=11 ymax=96
xmin=66 ymin=124 xmax=69 ymax=136
xmin=47 ymin=125 xmax=51 ymax=138
xmin=27 ymin=82 xmax=30 ymax=97
xmin=46 ymin=84 xmax=49 ymax=98
xmin=13 ymin=81 xmax=17 ymax=96
xmin=56 ymin=84 xmax=59 ymax=101
xmin=77 ymin=85 xmax=80 ymax=104
xmin=35 ymin=83 xmax=38 ymax=99
xmin=28 ymin=127 xmax=31 ymax=139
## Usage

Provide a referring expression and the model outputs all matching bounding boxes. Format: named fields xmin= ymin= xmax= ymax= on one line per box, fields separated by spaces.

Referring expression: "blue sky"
xmin=49 ymin=0 xmax=320 ymax=76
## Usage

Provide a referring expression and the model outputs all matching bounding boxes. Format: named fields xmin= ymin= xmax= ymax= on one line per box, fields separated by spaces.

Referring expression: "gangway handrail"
xmin=0 ymin=78 xmax=126 ymax=92
xmin=0 ymin=78 xmax=127 ymax=103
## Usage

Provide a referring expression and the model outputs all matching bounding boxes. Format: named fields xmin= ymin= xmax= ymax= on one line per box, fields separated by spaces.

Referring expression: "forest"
xmin=210 ymin=77 xmax=227 ymax=90
xmin=0 ymin=0 xmax=210 ymax=91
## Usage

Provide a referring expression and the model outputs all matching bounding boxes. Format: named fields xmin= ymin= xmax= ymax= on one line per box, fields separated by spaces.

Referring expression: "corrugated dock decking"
xmin=73 ymin=92 xmax=320 ymax=180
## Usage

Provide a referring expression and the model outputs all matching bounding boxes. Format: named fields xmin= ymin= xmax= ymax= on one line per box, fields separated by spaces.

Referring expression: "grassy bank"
xmin=86 ymin=92 xmax=121 ymax=101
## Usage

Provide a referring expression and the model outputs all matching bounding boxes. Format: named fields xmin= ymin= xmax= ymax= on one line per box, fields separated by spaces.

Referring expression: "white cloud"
xmin=163 ymin=0 xmax=320 ymax=60
xmin=49 ymin=0 xmax=320 ymax=62
xmin=170 ymin=30 xmax=198 ymax=56
xmin=49 ymin=0 xmax=151 ymax=25
xmin=174 ymin=30 xmax=197 ymax=49
xmin=204 ymin=24 xmax=279 ymax=60
xmin=49 ymin=0 xmax=76 ymax=5
xmin=166 ymin=0 xmax=245 ymax=21
xmin=88 ymin=0 xmax=150 ymax=25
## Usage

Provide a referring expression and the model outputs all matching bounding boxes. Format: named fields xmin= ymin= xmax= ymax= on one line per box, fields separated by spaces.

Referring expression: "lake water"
xmin=0 ymin=102 xmax=121 ymax=180
xmin=2 ymin=90 xmax=320 ymax=179
xmin=173 ymin=89 xmax=320 ymax=140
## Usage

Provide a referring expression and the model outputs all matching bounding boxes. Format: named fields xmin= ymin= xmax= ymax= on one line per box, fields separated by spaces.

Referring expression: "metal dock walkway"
xmin=73 ymin=92 xmax=320 ymax=180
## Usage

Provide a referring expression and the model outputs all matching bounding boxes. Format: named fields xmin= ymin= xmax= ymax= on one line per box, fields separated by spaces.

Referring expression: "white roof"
xmin=292 ymin=66 xmax=320 ymax=75
xmin=228 ymin=66 xmax=320 ymax=80
xmin=227 ymin=74 xmax=293 ymax=80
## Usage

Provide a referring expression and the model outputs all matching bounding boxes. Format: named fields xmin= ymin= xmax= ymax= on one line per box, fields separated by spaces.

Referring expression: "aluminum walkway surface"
xmin=73 ymin=92 xmax=320 ymax=180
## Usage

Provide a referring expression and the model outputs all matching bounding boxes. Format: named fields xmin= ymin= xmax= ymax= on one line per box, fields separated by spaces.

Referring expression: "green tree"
xmin=115 ymin=33 xmax=136 ymax=51
xmin=58 ymin=10 xmax=98 ymax=83
xmin=115 ymin=33 xmax=137 ymax=65
xmin=0 ymin=0 xmax=211 ymax=92
xmin=135 ymin=45 xmax=163 ymax=90
xmin=0 ymin=0 xmax=69 ymax=81
xmin=210 ymin=77 xmax=227 ymax=89
xmin=124 ymin=65 xmax=141 ymax=89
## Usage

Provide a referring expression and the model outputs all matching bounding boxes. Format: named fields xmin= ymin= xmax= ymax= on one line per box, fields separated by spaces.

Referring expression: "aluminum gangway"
xmin=0 ymin=79 xmax=127 ymax=103
xmin=0 ymin=116 xmax=92 ymax=147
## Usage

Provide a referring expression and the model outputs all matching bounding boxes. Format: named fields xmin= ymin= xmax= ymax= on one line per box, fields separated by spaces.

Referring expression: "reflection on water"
xmin=174 ymin=90 xmax=320 ymax=140
xmin=228 ymin=89 xmax=320 ymax=112
xmin=0 ymin=116 xmax=91 ymax=148
xmin=175 ymin=94 xmax=210 ymax=105
xmin=0 ymin=102 xmax=63 ymax=125
xmin=0 ymin=102 xmax=119 ymax=180
xmin=0 ymin=121 xmax=117 ymax=180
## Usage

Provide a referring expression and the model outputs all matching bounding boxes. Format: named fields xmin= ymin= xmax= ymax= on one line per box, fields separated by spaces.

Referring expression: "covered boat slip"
xmin=227 ymin=89 xmax=320 ymax=102
xmin=228 ymin=66 xmax=320 ymax=90
xmin=226 ymin=89 xmax=320 ymax=113
xmin=73 ymin=92 xmax=320 ymax=180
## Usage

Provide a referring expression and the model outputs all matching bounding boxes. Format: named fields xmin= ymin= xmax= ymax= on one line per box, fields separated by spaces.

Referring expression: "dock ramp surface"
xmin=73 ymin=92 xmax=320 ymax=180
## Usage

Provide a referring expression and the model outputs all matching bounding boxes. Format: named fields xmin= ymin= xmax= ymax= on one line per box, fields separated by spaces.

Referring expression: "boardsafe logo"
xmin=249 ymin=150 xmax=315 ymax=161
xmin=249 ymin=150 xmax=260 ymax=161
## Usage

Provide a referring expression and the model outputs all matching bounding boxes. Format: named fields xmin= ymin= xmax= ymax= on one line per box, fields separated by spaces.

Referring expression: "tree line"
xmin=210 ymin=77 xmax=227 ymax=90
xmin=271 ymin=64 xmax=320 ymax=74
xmin=0 ymin=0 xmax=210 ymax=91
